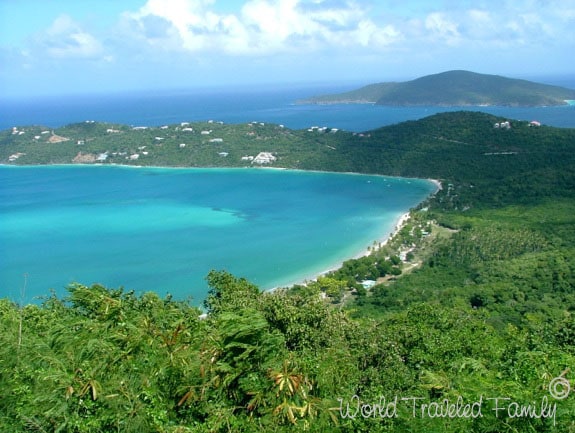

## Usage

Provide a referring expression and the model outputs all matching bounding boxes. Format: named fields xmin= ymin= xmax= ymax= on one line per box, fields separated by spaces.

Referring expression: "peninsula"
xmin=298 ymin=70 xmax=575 ymax=106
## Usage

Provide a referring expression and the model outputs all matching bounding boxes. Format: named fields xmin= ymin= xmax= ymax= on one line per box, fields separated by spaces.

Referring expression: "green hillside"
xmin=2 ymin=112 xmax=575 ymax=432
xmin=300 ymin=70 xmax=575 ymax=106
xmin=3 ymin=111 xmax=574 ymax=208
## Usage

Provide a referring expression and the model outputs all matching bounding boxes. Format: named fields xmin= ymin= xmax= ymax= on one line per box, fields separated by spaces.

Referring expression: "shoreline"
xmin=269 ymin=178 xmax=441 ymax=290
xmin=0 ymin=163 xmax=443 ymax=188
xmin=269 ymin=210 xmax=412 ymax=291
xmin=2 ymin=163 xmax=440 ymax=297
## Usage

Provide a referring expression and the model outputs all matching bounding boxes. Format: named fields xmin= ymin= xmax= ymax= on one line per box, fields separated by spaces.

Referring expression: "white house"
xmin=252 ymin=152 xmax=276 ymax=164
xmin=361 ymin=280 xmax=376 ymax=289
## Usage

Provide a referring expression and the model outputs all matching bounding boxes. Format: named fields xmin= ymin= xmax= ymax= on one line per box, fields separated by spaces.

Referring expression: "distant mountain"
xmin=299 ymin=70 xmax=575 ymax=106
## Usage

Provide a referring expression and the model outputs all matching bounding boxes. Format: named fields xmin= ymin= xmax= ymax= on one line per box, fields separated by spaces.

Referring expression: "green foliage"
xmin=2 ymin=111 xmax=575 ymax=431
xmin=2 ymin=276 xmax=575 ymax=432
xmin=4 ymin=111 xmax=575 ymax=214
xmin=203 ymin=270 xmax=261 ymax=315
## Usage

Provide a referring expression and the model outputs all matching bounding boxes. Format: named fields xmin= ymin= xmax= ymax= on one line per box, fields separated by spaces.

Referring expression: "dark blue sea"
xmin=1 ymin=79 xmax=574 ymax=132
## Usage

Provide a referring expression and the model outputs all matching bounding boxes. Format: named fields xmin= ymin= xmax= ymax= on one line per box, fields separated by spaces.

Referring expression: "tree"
xmin=310 ymin=277 xmax=346 ymax=303
xmin=203 ymin=270 xmax=261 ymax=315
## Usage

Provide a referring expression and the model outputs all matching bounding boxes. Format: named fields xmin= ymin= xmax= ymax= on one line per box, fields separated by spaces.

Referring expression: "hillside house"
xmin=494 ymin=121 xmax=511 ymax=129
xmin=252 ymin=152 xmax=276 ymax=164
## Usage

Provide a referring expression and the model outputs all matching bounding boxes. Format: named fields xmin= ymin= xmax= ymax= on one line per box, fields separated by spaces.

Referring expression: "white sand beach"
xmin=272 ymin=178 xmax=441 ymax=290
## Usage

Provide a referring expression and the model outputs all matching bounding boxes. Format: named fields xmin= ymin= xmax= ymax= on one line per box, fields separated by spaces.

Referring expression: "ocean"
xmin=0 ymin=165 xmax=436 ymax=303
xmin=1 ymin=79 xmax=574 ymax=132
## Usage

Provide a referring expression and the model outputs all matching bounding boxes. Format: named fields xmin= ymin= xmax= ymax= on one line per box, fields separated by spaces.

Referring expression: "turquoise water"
xmin=0 ymin=165 xmax=436 ymax=303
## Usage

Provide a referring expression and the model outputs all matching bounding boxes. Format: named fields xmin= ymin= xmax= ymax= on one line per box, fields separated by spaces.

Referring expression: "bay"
xmin=0 ymin=165 xmax=436 ymax=303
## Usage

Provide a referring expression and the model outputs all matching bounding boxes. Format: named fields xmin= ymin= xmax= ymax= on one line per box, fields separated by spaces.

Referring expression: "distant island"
xmin=298 ymin=70 xmax=575 ymax=107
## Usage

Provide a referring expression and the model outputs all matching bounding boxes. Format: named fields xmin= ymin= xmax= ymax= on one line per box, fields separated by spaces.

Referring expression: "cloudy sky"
xmin=1 ymin=0 xmax=574 ymax=98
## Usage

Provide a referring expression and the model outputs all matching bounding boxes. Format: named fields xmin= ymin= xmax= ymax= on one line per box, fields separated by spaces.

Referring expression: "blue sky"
xmin=1 ymin=0 xmax=574 ymax=98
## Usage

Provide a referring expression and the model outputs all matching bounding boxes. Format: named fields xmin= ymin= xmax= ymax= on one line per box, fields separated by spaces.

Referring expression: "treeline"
xmin=2 ymin=272 xmax=574 ymax=432
xmin=354 ymin=200 xmax=575 ymax=326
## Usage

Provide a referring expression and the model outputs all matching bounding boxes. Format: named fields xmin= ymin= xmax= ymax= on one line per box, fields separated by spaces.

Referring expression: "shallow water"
xmin=0 ymin=165 xmax=436 ymax=303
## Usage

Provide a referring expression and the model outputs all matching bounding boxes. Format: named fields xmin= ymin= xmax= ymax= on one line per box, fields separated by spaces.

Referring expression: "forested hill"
xmin=299 ymin=70 xmax=575 ymax=106
xmin=2 ymin=111 xmax=574 ymax=208
xmin=2 ymin=112 xmax=575 ymax=432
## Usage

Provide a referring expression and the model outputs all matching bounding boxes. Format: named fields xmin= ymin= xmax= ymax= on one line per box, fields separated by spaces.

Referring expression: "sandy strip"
xmin=269 ymin=210 xmax=413 ymax=291
xmin=428 ymin=178 xmax=443 ymax=191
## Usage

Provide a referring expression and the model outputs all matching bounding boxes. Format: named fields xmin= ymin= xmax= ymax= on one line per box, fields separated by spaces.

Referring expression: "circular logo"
xmin=549 ymin=376 xmax=571 ymax=400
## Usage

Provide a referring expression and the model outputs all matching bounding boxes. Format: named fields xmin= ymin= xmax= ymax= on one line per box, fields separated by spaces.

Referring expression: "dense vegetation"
xmin=299 ymin=70 xmax=575 ymax=106
xmin=1 ymin=111 xmax=575 ymax=432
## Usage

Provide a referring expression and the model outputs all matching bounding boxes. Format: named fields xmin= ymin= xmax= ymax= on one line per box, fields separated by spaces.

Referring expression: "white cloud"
xmin=240 ymin=0 xmax=317 ymax=51
xmin=37 ymin=15 xmax=105 ymax=59
xmin=107 ymin=0 xmax=575 ymax=63
xmin=120 ymin=0 xmax=402 ymax=55
xmin=4 ymin=0 xmax=573 ymax=97
xmin=424 ymin=12 xmax=460 ymax=45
